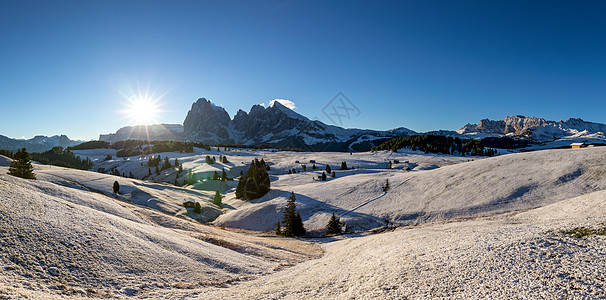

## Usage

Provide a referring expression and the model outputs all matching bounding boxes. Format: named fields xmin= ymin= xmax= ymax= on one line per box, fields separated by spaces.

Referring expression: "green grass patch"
xmin=561 ymin=226 xmax=606 ymax=238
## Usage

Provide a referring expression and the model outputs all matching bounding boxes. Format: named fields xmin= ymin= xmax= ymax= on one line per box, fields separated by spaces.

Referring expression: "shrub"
xmin=113 ymin=181 xmax=120 ymax=194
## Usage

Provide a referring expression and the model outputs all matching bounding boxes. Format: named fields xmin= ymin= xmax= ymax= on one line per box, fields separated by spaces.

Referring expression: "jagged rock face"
xmin=459 ymin=115 xmax=606 ymax=141
xmin=100 ymin=98 xmax=416 ymax=151
xmin=234 ymin=102 xmax=321 ymax=144
xmin=183 ymin=98 xmax=233 ymax=142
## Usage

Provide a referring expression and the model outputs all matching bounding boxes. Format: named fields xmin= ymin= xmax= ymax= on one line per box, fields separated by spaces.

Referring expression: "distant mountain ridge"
xmin=101 ymin=98 xmax=417 ymax=151
xmin=457 ymin=115 xmax=606 ymax=141
xmin=98 ymin=98 xmax=606 ymax=151
xmin=0 ymin=134 xmax=82 ymax=152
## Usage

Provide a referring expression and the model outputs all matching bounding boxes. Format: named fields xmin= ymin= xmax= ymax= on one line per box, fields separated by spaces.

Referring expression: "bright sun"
xmin=126 ymin=96 xmax=160 ymax=125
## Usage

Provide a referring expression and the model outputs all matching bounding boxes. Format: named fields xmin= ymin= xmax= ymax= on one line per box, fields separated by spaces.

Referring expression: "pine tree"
xmin=163 ymin=156 xmax=170 ymax=170
xmin=8 ymin=148 xmax=36 ymax=179
xmin=388 ymin=160 xmax=392 ymax=169
xmin=129 ymin=172 xmax=134 ymax=178
xmin=325 ymin=213 xmax=342 ymax=236
xmin=340 ymin=161 xmax=348 ymax=170
xmin=155 ymin=166 xmax=160 ymax=175
xmin=221 ymin=168 xmax=227 ymax=181
xmin=194 ymin=202 xmax=201 ymax=214
xmin=320 ymin=172 xmax=327 ymax=181
xmin=113 ymin=181 xmax=120 ymax=194
xmin=222 ymin=156 xmax=229 ymax=163
xmin=288 ymin=169 xmax=292 ymax=174
xmin=205 ymin=155 xmax=213 ymax=164
xmin=213 ymin=190 xmax=222 ymax=206
xmin=326 ymin=164 xmax=331 ymax=174
xmin=179 ymin=163 xmax=183 ymax=173
xmin=148 ymin=168 xmax=152 ymax=176
xmin=281 ymin=192 xmax=306 ymax=237
xmin=174 ymin=158 xmax=179 ymax=168
xmin=383 ymin=179 xmax=390 ymax=192
xmin=332 ymin=171 xmax=336 ymax=177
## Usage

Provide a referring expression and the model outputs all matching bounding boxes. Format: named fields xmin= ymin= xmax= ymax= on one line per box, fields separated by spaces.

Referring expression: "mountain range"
xmin=101 ymin=98 xmax=416 ymax=151
xmin=3 ymin=98 xmax=606 ymax=153
xmin=0 ymin=135 xmax=82 ymax=153
xmin=99 ymin=98 xmax=606 ymax=151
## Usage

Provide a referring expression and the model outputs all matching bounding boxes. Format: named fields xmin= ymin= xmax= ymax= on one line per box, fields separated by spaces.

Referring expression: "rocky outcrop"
xmin=457 ymin=116 xmax=606 ymax=141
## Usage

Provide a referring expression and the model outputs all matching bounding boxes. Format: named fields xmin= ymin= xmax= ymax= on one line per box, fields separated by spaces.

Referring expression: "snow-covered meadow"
xmin=1 ymin=146 xmax=606 ymax=298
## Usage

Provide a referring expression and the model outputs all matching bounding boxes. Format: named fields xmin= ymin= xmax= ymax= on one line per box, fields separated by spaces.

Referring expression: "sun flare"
xmin=124 ymin=96 xmax=161 ymax=126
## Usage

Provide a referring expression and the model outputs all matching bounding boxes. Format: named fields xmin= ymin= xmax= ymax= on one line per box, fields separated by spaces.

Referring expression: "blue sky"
xmin=1 ymin=0 xmax=605 ymax=140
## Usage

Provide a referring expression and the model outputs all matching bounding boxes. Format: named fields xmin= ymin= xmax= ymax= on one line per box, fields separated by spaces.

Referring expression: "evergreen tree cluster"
xmin=205 ymin=155 xmax=216 ymax=164
xmin=235 ymin=158 xmax=270 ymax=200
xmin=111 ymin=140 xmax=200 ymax=156
xmin=67 ymin=140 xmax=110 ymax=150
xmin=8 ymin=148 xmax=36 ymax=179
xmin=0 ymin=149 xmax=14 ymax=158
xmin=276 ymin=192 xmax=306 ymax=237
xmin=30 ymin=147 xmax=93 ymax=170
xmin=148 ymin=155 xmax=162 ymax=167
xmin=372 ymin=134 xmax=496 ymax=156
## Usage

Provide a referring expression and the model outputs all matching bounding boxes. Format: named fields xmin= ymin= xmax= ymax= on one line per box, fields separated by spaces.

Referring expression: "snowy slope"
xmin=0 ymin=164 xmax=320 ymax=298
xmin=214 ymin=147 xmax=606 ymax=232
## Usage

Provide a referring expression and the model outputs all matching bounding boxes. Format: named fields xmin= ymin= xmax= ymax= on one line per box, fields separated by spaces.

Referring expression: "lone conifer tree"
xmin=326 ymin=164 xmax=331 ymax=174
xmin=325 ymin=213 xmax=342 ymax=236
xmin=212 ymin=170 xmax=219 ymax=180
xmin=340 ymin=161 xmax=348 ymax=170
xmin=8 ymin=148 xmax=36 ymax=179
xmin=213 ymin=190 xmax=222 ymax=206
xmin=281 ymin=192 xmax=306 ymax=237
xmin=194 ymin=202 xmax=201 ymax=214
xmin=221 ymin=168 xmax=227 ymax=181
xmin=113 ymin=181 xmax=120 ymax=194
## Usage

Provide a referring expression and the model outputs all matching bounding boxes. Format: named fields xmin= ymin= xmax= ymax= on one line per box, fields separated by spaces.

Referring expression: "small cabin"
xmin=182 ymin=198 xmax=196 ymax=208
xmin=571 ymin=142 xmax=587 ymax=149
